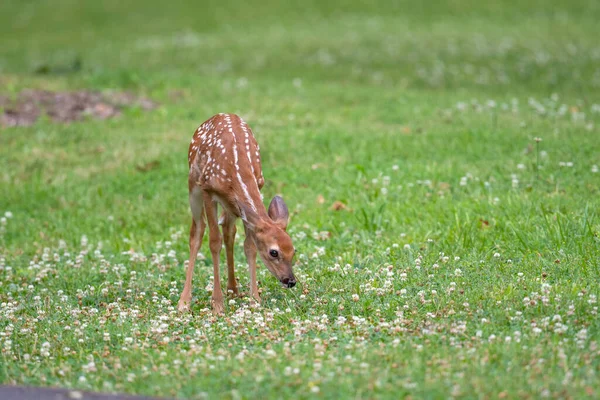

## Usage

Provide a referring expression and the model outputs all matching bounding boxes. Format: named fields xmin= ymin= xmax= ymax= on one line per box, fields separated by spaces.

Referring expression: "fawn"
xmin=178 ymin=113 xmax=297 ymax=314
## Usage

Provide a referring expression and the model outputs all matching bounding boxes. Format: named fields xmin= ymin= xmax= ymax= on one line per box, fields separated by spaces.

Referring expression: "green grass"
xmin=1 ymin=0 xmax=600 ymax=398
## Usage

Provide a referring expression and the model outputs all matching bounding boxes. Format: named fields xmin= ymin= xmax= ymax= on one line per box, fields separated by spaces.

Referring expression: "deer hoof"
xmin=212 ymin=298 xmax=224 ymax=315
xmin=177 ymin=299 xmax=191 ymax=313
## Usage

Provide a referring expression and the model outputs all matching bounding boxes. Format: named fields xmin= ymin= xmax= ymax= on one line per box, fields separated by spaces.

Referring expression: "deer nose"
xmin=281 ymin=277 xmax=296 ymax=288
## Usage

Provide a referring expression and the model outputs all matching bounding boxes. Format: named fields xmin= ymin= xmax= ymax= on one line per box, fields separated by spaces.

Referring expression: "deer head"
xmin=242 ymin=196 xmax=296 ymax=287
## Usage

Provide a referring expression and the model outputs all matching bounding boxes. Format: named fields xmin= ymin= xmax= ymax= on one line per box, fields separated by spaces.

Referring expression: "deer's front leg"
xmin=204 ymin=195 xmax=224 ymax=315
xmin=243 ymin=227 xmax=260 ymax=303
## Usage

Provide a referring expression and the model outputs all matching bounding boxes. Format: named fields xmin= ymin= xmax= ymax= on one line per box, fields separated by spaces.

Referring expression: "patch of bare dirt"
xmin=0 ymin=89 xmax=158 ymax=127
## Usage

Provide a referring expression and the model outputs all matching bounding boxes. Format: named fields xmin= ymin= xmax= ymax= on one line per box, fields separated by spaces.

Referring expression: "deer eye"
xmin=269 ymin=249 xmax=279 ymax=258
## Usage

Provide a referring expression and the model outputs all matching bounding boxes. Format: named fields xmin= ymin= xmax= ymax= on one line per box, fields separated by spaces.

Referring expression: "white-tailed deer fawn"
xmin=178 ymin=113 xmax=297 ymax=314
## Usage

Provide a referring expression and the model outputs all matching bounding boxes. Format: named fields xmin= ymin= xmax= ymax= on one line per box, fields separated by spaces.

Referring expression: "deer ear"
xmin=239 ymin=202 xmax=264 ymax=232
xmin=268 ymin=195 xmax=289 ymax=231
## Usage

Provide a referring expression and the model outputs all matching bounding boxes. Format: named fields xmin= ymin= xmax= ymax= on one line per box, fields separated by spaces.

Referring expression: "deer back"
xmin=188 ymin=113 xmax=265 ymax=216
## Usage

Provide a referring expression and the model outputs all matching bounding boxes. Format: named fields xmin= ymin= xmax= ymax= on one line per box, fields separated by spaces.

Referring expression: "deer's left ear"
xmin=239 ymin=201 xmax=265 ymax=233
xmin=268 ymin=195 xmax=289 ymax=231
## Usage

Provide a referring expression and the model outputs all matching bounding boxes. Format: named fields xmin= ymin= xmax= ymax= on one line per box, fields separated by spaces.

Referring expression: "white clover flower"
xmin=264 ymin=349 xmax=276 ymax=358
xmin=40 ymin=342 xmax=51 ymax=357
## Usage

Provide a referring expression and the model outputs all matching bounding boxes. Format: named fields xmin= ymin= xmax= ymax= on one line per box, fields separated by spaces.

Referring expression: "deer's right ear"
xmin=268 ymin=195 xmax=289 ymax=231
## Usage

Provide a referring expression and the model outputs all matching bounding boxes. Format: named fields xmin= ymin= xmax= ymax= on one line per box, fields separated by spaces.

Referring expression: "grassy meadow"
xmin=1 ymin=0 xmax=599 ymax=398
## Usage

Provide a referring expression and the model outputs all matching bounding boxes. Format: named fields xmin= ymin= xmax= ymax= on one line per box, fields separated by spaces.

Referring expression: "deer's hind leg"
xmin=178 ymin=186 xmax=206 ymax=312
xmin=221 ymin=211 xmax=239 ymax=296
xmin=204 ymin=192 xmax=224 ymax=315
